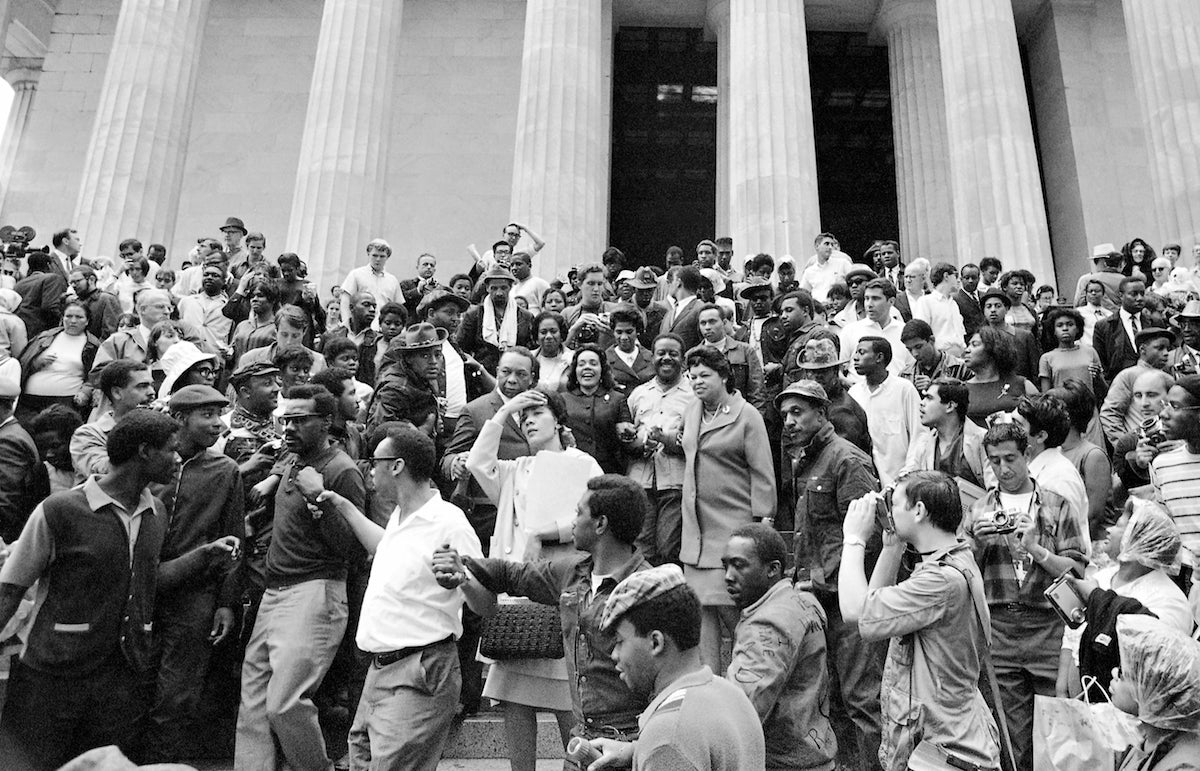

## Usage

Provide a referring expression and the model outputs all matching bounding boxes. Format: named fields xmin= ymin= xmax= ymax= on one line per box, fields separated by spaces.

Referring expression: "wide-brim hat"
xmin=980 ymin=289 xmax=1012 ymax=309
xmin=738 ymin=278 xmax=773 ymax=299
xmin=159 ymin=341 xmax=219 ymax=401
xmin=845 ymin=265 xmax=878 ymax=284
xmin=774 ymin=380 xmax=830 ymax=410
xmin=699 ymin=268 xmax=726 ymax=295
xmin=630 ymin=266 xmax=658 ymax=290
xmin=1171 ymin=300 xmax=1200 ymax=323
xmin=416 ymin=288 xmax=470 ymax=319
xmin=220 ymin=216 xmax=247 ymax=235
xmin=1092 ymin=242 xmax=1116 ymax=259
xmin=615 ymin=270 xmax=637 ymax=285
xmin=1135 ymin=327 xmax=1176 ymax=349
xmin=394 ymin=322 xmax=449 ymax=352
xmin=480 ymin=264 xmax=516 ymax=286
xmin=797 ymin=337 xmax=848 ymax=369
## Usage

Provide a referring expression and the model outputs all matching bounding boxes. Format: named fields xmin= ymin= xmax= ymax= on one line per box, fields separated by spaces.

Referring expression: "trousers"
xmin=144 ymin=588 xmax=219 ymax=761
xmin=987 ymin=605 xmax=1063 ymax=771
xmin=234 ymin=578 xmax=348 ymax=771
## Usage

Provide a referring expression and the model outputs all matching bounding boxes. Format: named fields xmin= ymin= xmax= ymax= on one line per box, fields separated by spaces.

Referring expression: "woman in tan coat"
xmin=679 ymin=345 xmax=776 ymax=670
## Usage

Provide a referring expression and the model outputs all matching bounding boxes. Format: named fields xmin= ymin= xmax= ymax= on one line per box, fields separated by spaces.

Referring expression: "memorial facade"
xmin=0 ymin=0 xmax=1198 ymax=294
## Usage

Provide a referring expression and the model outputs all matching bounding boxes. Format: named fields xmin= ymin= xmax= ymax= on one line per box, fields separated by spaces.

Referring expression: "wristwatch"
xmin=844 ymin=535 xmax=868 ymax=549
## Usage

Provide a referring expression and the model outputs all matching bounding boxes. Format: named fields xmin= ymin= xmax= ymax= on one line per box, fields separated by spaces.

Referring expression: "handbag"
xmin=907 ymin=560 xmax=1016 ymax=771
xmin=479 ymin=598 xmax=564 ymax=660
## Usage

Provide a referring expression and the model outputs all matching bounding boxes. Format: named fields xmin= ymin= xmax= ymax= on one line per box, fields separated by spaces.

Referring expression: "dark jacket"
xmin=1094 ymin=312 xmax=1148 ymax=382
xmin=790 ymin=422 xmax=879 ymax=594
xmin=605 ymin=345 xmax=654 ymax=396
xmin=660 ymin=296 xmax=703 ymax=352
xmin=440 ymin=391 xmax=531 ymax=504
xmin=562 ymin=387 xmax=633 ymax=474
xmin=322 ymin=325 xmax=380 ymax=386
xmin=635 ymin=301 xmax=670 ymax=351
xmin=456 ymin=301 xmax=534 ymax=375
xmin=14 ymin=271 xmax=67 ymax=338
xmin=0 ymin=417 xmax=47 ymax=543
xmin=954 ymin=288 xmax=985 ymax=340
xmin=78 ymin=289 xmax=123 ymax=341
xmin=366 ymin=347 xmax=440 ymax=436
xmin=18 ymin=328 xmax=101 ymax=388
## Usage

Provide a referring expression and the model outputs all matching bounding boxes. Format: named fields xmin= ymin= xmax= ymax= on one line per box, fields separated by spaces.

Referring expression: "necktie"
xmin=1130 ymin=314 xmax=1140 ymax=343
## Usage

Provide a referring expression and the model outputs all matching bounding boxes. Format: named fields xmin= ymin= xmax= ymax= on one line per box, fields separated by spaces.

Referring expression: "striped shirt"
xmin=1150 ymin=446 xmax=1200 ymax=567
xmin=964 ymin=483 xmax=1088 ymax=609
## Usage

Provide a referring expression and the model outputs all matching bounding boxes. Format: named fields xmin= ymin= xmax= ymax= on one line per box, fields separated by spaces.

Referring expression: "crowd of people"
xmin=0 ymin=220 xmax=1198 ymax=771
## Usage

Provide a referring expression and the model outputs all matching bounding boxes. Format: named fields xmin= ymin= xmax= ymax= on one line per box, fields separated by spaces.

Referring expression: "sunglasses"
xmin=280 ymin=412 xmax=323 ymax=425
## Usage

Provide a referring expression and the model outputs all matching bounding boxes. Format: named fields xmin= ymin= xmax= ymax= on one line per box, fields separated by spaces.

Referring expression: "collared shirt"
xmin=69 ymin=411 xmax=117 ymax=483
xmin=848 ymin=375 xmax=924 ymax=487
xmin=341 ymin=265 xmax=403 ymax=307
xmin=441 ymin=340 xmax=467 ymax=418
xmin=1079 ymin=304 xmax=1111 ymax=348
xmin=799 ymin=258 xmax=847 ymax=303
xmin=964 ymin=483 xmax=1087 ymax=608
xmin=912 ymin=291 xmax=967 ymax=353
xmin=1 ymin=476 xmax=156 ymax=588
xmin=1028 ymin=447 xmax=1091 ymax=554
xmin=177 ymin=291 xmax=232 ymax=352
xmin=839 ymin=316 xmax=914 ymax=383
xmin=859 ymin=542 xmax=1000 ymax=771
xmin=626 ymin=378 xmax=695 ymax=490
xmin=357 ymin=493 xmax=482 ymax=652
xmin=467 ymin=550 xmax=652 ymax=732
xmin=1120 ymin=308 xmax=1140 ymax=347
xmin=899 ymin=351 xmax=970 ymax=392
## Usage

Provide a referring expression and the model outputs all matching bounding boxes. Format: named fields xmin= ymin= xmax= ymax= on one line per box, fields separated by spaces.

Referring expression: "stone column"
xmin=509 ymin=0 xmax=606 ymax=282
xmin=0 ymin=68 xmax=39 ymax=212
xmin=73 ymin=0 xmax=211 ymax=256
xmin=729 ymin=0 xmax=820 ymax=259
xmin=877 ymin=0 xmax=954 ymax=263
xmin=286 ymin=0 xmax=403 ymax=293
xmin=1121 ymin=0 xmax=1200 ymax=244
xmin=937 ymin=0 xmax=1054 ymax=283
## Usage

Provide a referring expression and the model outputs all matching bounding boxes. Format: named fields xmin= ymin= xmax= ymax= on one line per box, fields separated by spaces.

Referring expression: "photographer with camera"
xmin=963 ymin=423 xmax=1088 ymax=770
xmin=839 ymin=470 xmax=1001 ymax=771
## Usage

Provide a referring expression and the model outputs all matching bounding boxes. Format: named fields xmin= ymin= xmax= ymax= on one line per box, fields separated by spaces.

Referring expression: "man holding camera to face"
xmin=962 ymin=423 xmax=1088 ymax=770
xmin=839 ymin=470 xmax=1000 ymax=771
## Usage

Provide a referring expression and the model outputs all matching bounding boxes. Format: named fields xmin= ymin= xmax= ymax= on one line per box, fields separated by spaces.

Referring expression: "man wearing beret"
xmin=146 ymin=386 xmax=245 ymax=761
xmin=587 ymin=564 xmax=765 ymax=770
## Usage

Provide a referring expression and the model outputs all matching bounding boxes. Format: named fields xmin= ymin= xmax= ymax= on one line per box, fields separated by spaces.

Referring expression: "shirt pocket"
xmin=805 ymin=475 xmax=839 ymax=522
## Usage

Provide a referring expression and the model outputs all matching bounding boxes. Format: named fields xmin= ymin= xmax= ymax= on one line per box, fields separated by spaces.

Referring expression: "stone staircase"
xmin=443 ymin=711 xmax=565 ymax=759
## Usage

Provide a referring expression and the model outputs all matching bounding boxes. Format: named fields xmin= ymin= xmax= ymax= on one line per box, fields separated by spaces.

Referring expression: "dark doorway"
xmin=609 ymin=27 xmax=717 ymax=269
xmin=809 ymin=33 xmax=898 ymax=263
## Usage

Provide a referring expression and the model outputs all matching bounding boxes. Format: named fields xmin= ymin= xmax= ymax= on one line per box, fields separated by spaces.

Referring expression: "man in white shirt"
xmin=177 ymin=263 xmax=233 ymax=357
xmin=799 ymin=232 xmax=848 ymax=303
xmin=894 ymin=258 xmax=929 ymax=322
xmin=292 ymin=423 xmax=490 ymax=770
xmin=875 ymin=240 xmax=904 ymax=288
xmin=1014 ymin=393 xmax=1092 ymax=549
xmin=848 ymin=336 xmax=923 ymax=487
xmin=509 ymin=251 xmax=549 ymax=313
xmin=340 ymin=238 xmax=403 ymax=327
xmin=840 ymin=278 xmax=914 ymax=383
xmin=912 ymin=262 xmax=967 ymax=356
xmin=477 ymin=222 xmax=546 ymax=272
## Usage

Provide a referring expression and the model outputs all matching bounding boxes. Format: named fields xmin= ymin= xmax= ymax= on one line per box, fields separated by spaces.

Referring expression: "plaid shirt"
xmin=963 ymin=482 xmax=1087 ymax=609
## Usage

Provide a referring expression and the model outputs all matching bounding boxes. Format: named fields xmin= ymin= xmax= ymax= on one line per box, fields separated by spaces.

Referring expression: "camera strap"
xmin=939 ymin=557 xmax=1017 ymax=771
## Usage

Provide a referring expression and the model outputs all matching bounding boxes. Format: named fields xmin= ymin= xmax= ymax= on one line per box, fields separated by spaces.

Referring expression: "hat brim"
xmin=739 ymin=284 xmax=773 ymax=299
xmin=630 ymin=280 xmax=657 ymax=290
xmin=232 ymin=365 xmax=280 ymax=381
xmin=420 ymin=294 xmax=470 ymax=314
xmin=396 ymin=328 xmax=450 ymax=351
xmin=221 ymin=225 xmax=247 ymax=234
xmin=798 ymin=357 xmax=848 ymax=370
xmin=774 ymin=390 xmax=830 ymax=409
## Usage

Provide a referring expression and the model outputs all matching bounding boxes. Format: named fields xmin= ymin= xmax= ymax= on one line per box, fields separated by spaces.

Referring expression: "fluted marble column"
xmin=509 ymin=0 xmax=605 ymax=282
xmin=287 ymin=0 xmax=403 ymax=292
xmin=0 ymin=69 xmax=39 ymax=212
xmin=708 ymin=0 xmax=731 ymax=238
xmin=74 ymin=0 xmax=210 ymax=255
xmin=937 ymin=0 xmax=1054 ymax=282
xmin=878 ymin=0 xmax=954 ymax=263
xmin=729 ymin=0 xmax=820 ymax=259
xmin=1121 ymin=0 xmax=1200 ymax=244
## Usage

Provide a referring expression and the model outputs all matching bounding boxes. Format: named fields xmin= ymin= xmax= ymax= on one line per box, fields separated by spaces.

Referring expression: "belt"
xmin=372 ymin=635 xmax=455 ymax=667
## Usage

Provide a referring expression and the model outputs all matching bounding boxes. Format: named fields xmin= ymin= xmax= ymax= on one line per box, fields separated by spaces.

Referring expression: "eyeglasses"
xmin=848 ymin=278 xmax=866 ymax=285
xmin=193 ymin=366 xmax=215 ymax=378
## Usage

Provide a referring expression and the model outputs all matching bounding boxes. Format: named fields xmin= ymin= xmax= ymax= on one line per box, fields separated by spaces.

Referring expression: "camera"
xmin=1044 ymin=571 xmax=1087 ymax=629
xmin=984 ymin=508 xmax=1019 ymax=535
xmin=566 ymin=737 xmax=600 ymax=766
xmin=1140 ymin=415 xmax=1165 ymax=445
xmin=577 ymin=323 xmax=598 ymax=344
xmin=876 ymin=485 xmax=896 ymax=533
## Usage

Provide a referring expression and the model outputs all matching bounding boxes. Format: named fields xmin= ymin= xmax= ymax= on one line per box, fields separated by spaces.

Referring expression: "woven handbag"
xmin=479 ymin=599 xmax=564 ymax=660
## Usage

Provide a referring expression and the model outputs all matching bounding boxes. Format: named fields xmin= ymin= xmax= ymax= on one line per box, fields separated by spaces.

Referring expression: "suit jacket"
xmin=440 ymin=390 xmax=531 ymax=504
xmin=606 ymin=345 xmax=655 ymax=396
xmin=893 ymin=292 xmax=913 ymax=323
xmin=953 ymin=288 xmax=985 ymax=339
xmin=400 ymin=278 xmax=446 ymax=317
xmin=457 ymin=302 xmax=534 ymax=375
xmin=14 ymin=271 xmax=67 ymax=338
xmin=1093 ymin=312 xmax=1146 ymax=382
xmin=661 ymin=296 xmax=703 ymax=352
xmin=0 ymin=417 xmax=48 ymax=543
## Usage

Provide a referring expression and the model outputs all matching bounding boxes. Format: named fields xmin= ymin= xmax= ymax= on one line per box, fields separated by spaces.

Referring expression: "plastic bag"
xmin=1032 ymin=695 xmax=1139 ymax=771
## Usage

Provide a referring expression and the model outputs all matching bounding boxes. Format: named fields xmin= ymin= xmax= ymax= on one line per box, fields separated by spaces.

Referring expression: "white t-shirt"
xmin=442 ymin=340 xmax=467 ymax=419
xmin=25 ymin=332 xmax=87 ymax=396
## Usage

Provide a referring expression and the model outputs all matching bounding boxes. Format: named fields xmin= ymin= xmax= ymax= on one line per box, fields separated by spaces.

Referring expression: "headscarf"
xmin=1118 ymin=499 xmax=1182 ymax=575
xmin=1116 ymin=615 xmax=1200 ymax=733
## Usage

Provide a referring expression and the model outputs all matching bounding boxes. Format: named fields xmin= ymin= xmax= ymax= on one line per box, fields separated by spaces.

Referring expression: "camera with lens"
xmin=983 ymin=507 xmax=1019 ymax=535
xmin=0 ymin=225 xmax=37 ymax=262
xmin=577 ymin=323 xmax=598 ymax=344
xmin=1140 ymin=415 xmax=1165 ymax=445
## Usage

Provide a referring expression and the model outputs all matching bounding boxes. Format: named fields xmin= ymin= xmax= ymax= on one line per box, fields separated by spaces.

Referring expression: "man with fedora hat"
xmin=1100 ymin=326 xmax=1178 ymax=447
xmin=457 ymin=264 xmax=534 ymax=375
xmin=417 ymin=289 xmax=493 ymax=438
xmin=220 ymin=216 xmax=248 ymax=273
xmin=1167 ymin=300 xmax=1200 ymax=377
xmin=831 ymin=265 xmax=879 ymax=327
xmin=630 ymin=266 xmax=670 ymax=349
xmin=146 ymin=385 xmax=244 ymax=761
xmin=795 ymin=337 xmax=871 ymax=457
xmin=1072 ymin=244 xmax=1126 ymax=308
xmin=367 ymin=322 xmax=447 ymax=437
xmin=774 ymin=379 xmax=883 ymax=770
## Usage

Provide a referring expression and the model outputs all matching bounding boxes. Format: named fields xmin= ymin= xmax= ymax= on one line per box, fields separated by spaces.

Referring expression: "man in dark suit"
xmin=437 ymin=346 xmax=535 ymax=717
xmin=400 ymin=252 xmax=444 ymax=317
xmin=48 ymin=227 xmax=85 ymax=282
xmin=457 ymin=265 xmax=533 ymax=375
xmin=954 ymin=262 xmax=986 ymax=340
xmin=0 ymin=373 xmax=46 ymax=542
xmin=15 ymin=251 xmax=67 ymax=338
xmin=660 ymin=265 xmax=705 ymax=351
xmin=1093 ymin=275 xmax=1149 ymax=382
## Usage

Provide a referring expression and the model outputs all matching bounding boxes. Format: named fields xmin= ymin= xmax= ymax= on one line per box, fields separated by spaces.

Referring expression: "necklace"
xmin=701 ymin=401 xmax=726 ymax=424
